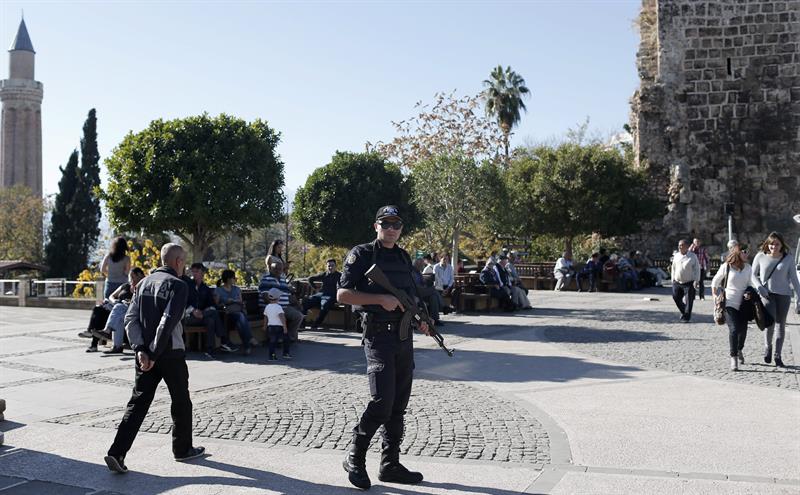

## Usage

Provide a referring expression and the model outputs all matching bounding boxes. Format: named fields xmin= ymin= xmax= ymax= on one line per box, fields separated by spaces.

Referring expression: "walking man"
xmin=338 ymin=205 xmax=429 ymax=490
xmin=671 ymin=239 xmax=700 ymax=322
xmin=104 ymin=243 xmax=205 ymax=473
xmin=690 ymin=238 xmax=709 ymax=300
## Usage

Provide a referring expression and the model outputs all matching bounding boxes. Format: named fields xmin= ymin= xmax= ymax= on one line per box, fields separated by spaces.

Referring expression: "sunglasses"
xmin=378 ymin=220 xmax=403 ymax=230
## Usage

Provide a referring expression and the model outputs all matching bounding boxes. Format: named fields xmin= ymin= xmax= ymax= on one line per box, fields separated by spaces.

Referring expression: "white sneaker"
xmin=730 ymin=357 xmax=739 ymax=371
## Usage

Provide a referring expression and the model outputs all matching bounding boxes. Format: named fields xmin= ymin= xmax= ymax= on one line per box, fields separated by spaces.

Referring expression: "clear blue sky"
xmin=1 ymin=0 xmax=641 ymax=197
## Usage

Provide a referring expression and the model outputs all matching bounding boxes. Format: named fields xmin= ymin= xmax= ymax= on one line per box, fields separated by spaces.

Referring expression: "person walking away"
xmin=751 ymin=232 xmax=800 ymax=368
xmin=104 ymin=243 xmax=205 ymax=473
xmin=711 ymin=245 xmax=753 ymax=371
xmin=337 ymin=205 xmax=429 ymax=489
xmin=690 ymin=238 xmax=710 ymax=300
xmin=264 ymin=288 xmax=291 ymax=360
xmin=671 ymin=239 xmax=700 ymax=322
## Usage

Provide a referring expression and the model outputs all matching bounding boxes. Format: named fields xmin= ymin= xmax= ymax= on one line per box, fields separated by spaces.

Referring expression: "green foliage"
xmin=0 ymin=186 xmax=45 ymax=262
xmin=293 ymin=151 xmax=418 ymax=248
xmin=74 ymin=109 xmax=102 ymax=259
xmin=101 ymin=113 xmax=285 ymax=262
xmin=505 ymin=143 xmax=662 ymax=250
xmin=483 ymin=65 xmax=531 ymax=160
xmin=45 ymin=151 xmax=85 ymax=277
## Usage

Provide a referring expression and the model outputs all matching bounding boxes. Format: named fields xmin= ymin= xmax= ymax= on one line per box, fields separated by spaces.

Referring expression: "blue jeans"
xmin=229 ymin=311 xmax=253 ymax=348
xmin=303 ymin=293 xmax=335 ymax=325
xmin=267 ymin=325 xmax=290 ymax=356
xmin=104 ymin=280 xmax=123 ymax=299
xmin=725 ymin=306 xmax=748 ymax=357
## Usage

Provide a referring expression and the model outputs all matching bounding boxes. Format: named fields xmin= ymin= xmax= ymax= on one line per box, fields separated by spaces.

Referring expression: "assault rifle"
xmin=365 ymin=264 xmax=455 ymax=357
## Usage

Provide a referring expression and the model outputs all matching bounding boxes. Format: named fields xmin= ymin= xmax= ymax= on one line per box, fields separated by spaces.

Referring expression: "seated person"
xmin=184 ymin=263 xmax=237 ymax=356
xmin=479 ymin=260 xmax=514 ymax=311
xmin=616 ymin=253 xmax=639 ymax=291
xmin=302 ymin=258 xmax=341 ymax=328
xmin=259 ymin=261 xmax=304 ymax=342
xmin=553 ymin=252 xmax=576 ymax=291
xmin=499 ymin=255 xmax=530 ymax=309
xmin=215 ymin=269 xmax=255 ymax=355
xmin=88 ymin=268 xmax=145 ymax=353
xmin=412 ymin=258 xmax=444 ymax=325
xmin=603 ymin=254 xmax=621 ymax=286
xmin=640 ymin=251 xmax=668 ymax=287
xmin=434 ymin=253 xmax=459 ymax=312
xmin=576 ymin=253 xmax=601 ymax=292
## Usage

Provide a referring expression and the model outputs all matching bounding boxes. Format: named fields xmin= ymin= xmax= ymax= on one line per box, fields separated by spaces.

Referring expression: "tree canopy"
xmin=483 ymin=65 xmax=531 ymax=162
xmin=505 ymin=143 xmax=662 ymax=252
xmin=102 ymin=113 xmax=285 ymax=261
xmin=0 ymin=186 xmax=45 ymax=263
xmin=45 ymin=151 xmax=85 ymax=276
xmin=293 ymin=151 xmax=418 ymax=248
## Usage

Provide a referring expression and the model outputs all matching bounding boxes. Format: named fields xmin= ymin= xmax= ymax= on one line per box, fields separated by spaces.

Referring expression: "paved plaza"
xmin=0 ymin=288 xmax=798 ymax=494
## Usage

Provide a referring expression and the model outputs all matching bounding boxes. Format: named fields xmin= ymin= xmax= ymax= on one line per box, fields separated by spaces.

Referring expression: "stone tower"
xmin=630 ymin=0 xmax=800 ymax=255
xmin=0 ymin=18 xmax=43 ymax=197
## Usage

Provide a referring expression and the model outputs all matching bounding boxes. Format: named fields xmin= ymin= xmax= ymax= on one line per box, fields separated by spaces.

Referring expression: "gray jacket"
xmin=125 ymin=266 xmax=188 ymax=360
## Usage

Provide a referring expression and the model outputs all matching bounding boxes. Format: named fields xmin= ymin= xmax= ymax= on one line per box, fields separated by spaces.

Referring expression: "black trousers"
xmin=352 ymin=327 xmax=414 ymax=453
xmin=724 ymin=306 xmax=748 ymax=357
xmin=697 ymin=269 xmax=707 ymax=299
xmin=108 ymin=352 xmax=193 ymax=458
xmin=672 ymin=282 xmax=695 ymax=318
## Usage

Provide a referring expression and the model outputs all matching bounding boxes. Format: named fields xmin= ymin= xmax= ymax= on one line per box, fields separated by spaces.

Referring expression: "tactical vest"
xmin=363 ymin=240 xmax=415 ymax=322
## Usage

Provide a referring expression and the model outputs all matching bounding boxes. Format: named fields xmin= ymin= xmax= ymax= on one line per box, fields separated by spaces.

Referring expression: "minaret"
xmin=0 ymin=18 xmax=43 ymax=197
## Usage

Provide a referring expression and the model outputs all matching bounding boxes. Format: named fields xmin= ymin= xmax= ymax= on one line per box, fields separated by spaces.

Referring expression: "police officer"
xmin=337 ymin=205 xmax=430 ymax=490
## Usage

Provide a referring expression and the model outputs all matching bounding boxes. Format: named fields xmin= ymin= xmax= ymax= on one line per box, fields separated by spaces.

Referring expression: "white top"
xmin=554 ymin=257 xmax=572 ymax=274
xmin=711 ymin=263 xmax=752 ymax=310
xmin=434 ymin=263 xmax=454 ymax=290
xmin=422 ymin=263 xmax=435 ymax=275
xmin=263 ymin=302 xmax=284 ymax=326
xmin=671 ymin=251 xmax=700 ymax=283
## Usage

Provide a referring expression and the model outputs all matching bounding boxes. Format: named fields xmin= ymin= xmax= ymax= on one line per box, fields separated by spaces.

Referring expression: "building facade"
xmin=0 ymin=18 xmax=43 ymax=197
xmin=630 ymin=0 xmax=800 ymax=255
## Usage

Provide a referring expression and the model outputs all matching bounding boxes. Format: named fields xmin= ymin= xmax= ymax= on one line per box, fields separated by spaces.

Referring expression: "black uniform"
xmin=339 ymin=239 xmax=416 ymax=455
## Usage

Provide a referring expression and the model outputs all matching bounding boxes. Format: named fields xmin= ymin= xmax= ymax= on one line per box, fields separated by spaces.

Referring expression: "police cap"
xmin=375 ymin=205 xmax=402 ymax=221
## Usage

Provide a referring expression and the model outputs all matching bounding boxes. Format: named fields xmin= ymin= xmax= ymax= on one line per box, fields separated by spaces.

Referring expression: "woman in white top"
xmin=711 ymin=245 xmax=753 ymax=371
xmin=101 ymin=237 xmax=131 ymax=298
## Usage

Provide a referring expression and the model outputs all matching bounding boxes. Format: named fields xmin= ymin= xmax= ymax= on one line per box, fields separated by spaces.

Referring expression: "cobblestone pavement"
xmin=49 ymin=367 xmax=550 ymax=464
xmin=534 ymin=290 xmax=800 ymax=391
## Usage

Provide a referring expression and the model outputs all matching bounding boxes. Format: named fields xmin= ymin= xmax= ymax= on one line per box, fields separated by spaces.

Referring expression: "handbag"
xmin=713 ymin=264 xmax=729 ymax=325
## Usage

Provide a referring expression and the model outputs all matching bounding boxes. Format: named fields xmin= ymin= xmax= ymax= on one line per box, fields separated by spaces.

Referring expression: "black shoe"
xmin=91 ymin=329 xmax=112 ymax=341
xmin=104 ymin=455 xmax=128 ymax=474
xmin=78 ymin=330 xmax=93 ymax=338
xmin=86 ymin=346 xmax=98 ymax=353
xmin=775 ymin=357 xmax=786 ymax=368
xmin=175 ymin=446 xmax=206 ymax=462
xmin=764 ymin=348 xmax=772 ymax=364
xmin=343 ymin=449 xmax=371 ymax=490
xmin=103 ymin=346 xmax=124 ymax=354
xmin=378 ymin=462 xmax=424 ymax=484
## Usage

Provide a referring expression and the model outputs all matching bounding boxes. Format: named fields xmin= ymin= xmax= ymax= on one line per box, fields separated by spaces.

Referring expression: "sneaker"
xmin=738 ymin=351 xmax=745 ymax=364
xmin=103 ymin=347 xmax=124 ymax=355
xmin=91 ymin=329 xmax=112 ymax=341
xmin=78 ymin=330 xmax=93 ymax=338
xmin=86 ymin=346 xmax=98 ymax=353
xmin=764 ymin=347 xmax=772 ymax=364
xmin=249 ymin=338 xmax=260 ymax=347
xmin=270 ymin=354 xmax=278 ymax=361
xmin=104 ymin=455 xmax=128 ymax=474
xmin=730 ymin=357 xmax=738 ymax=371
xmin=775 ymin=357 xmax=786 ymax=368
xmin=220 ymin=343 xmax=238 ymax=353
xmin=282 ymin=353 xmax=292 ymax=360
xmin=203 ymin=351 xmax=216 ymax=360
xmin=175 ymin=446 xmax=206 ymax=462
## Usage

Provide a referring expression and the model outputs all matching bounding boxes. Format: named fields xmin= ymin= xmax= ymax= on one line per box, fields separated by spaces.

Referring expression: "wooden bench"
xmin=184 ymin=289 xmax=265 ymax=350
xmin=454 ymin=273 xmax=501 ymax=312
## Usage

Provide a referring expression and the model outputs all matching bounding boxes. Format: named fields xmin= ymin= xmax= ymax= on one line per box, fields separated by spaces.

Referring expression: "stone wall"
xmin=630 ymin=0 xmax=800 ymax=257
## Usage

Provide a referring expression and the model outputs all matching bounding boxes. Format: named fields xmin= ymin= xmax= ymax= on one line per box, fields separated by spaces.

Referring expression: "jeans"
xmin=764 ymin=293 xmax=791 ymax=358
xmin=302 ymin=293 xmax=335 ymax=325
xmin=416 ymin=285 xmax=442 ymax=320
xmin=352 ymin=327 xmax=414 ymax=453
xmin=104 ymin=280 xmax=124 ymax=299
xmin=672 ymin=282 xmax=695 ymax=319
xmin=554 ymin=272 xmax=575 ymax=291
xmin=576 ymin=271 xmax=596 ymax=291
xmin=267 ymin=325 xmax=290 ymax=356
xmin=724 ymin=306 xmax=748 ymax=357
xmin=186 ymin=307 xmax=227 ymax=352
xmin=697 ymin=269 xmax=707 ymax=299
xmin=282 ymin=305 xmax=304 ymax=341
xmin=105 ymin=302 xmax=128 ymax=348
xmin=228 ymin=311 xmax=253 ymax=348
xmin=108 ymin=351 xmax=193 ymax=458
xmin=620 ymin=270 xmax=638 ymax=290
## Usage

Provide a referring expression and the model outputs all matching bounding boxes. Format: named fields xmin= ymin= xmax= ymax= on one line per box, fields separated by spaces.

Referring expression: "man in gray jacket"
xmin=104 ymin=243 xmax=205 ymax=473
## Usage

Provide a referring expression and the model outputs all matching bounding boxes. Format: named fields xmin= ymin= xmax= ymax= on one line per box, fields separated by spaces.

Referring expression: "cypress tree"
xmin=75 ymin=108 xmax=101 ymax=264
xmin=45 ymin=151 xmax=84 ymax=277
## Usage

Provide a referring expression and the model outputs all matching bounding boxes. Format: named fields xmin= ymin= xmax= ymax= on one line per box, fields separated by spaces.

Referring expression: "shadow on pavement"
xmin=0 ymin=446 xmax=528 ymax=495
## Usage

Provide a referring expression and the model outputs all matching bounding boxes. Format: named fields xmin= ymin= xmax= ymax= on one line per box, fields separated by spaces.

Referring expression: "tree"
xmin=410 ymin=154 xmax=496 ymax=264
xmin=483 ymin=65 xmax=531 ymax=163
xmin=0 ymin=186 xmax=45 ymax=262
xmin=293 ymin=152 xmax=418 ymax=248
xmin=74 ymin=108 xmax=102 ymax=263
xmin=369 ymin=91 xmax=504 ymax=168
xmin=505 ymin=143 xmax=662 ymax=254
xmin=102 ymin=113 xmax=285 ymax=261
xmin=45 ymin=151 xmax=85 ymax=276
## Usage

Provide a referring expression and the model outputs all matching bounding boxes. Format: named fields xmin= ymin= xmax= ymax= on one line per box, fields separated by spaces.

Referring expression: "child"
xmin=264 ymin=288 xmax=291 ymax=360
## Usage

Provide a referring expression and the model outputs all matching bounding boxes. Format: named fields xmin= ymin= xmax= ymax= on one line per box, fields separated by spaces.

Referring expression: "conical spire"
xmin=9 ymin=18 xmax=35 ymax=53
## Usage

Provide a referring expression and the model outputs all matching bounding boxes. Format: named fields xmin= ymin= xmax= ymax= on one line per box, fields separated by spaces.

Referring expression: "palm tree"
xmin=483 ymin=65 xmax=531 ymax=164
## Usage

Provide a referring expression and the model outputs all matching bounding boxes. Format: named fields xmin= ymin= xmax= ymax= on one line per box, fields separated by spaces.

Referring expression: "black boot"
xmin=342 ymin=442 xmax=371 ymax=490
xmin=378 ymin=448 xmax=423 ymax=484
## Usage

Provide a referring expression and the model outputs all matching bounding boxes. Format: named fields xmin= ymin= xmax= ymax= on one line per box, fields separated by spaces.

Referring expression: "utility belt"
xmin=359 ymin=312 xmax=407 ymax=341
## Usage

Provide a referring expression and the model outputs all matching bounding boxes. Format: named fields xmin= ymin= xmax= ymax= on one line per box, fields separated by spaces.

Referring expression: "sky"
xmin=1 ymin=0 xmax=642 ymax=198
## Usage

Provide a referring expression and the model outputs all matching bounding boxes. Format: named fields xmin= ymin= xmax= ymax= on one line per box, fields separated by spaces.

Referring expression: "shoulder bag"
xmin=713 ymin=264 xmax=729 ymax=325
